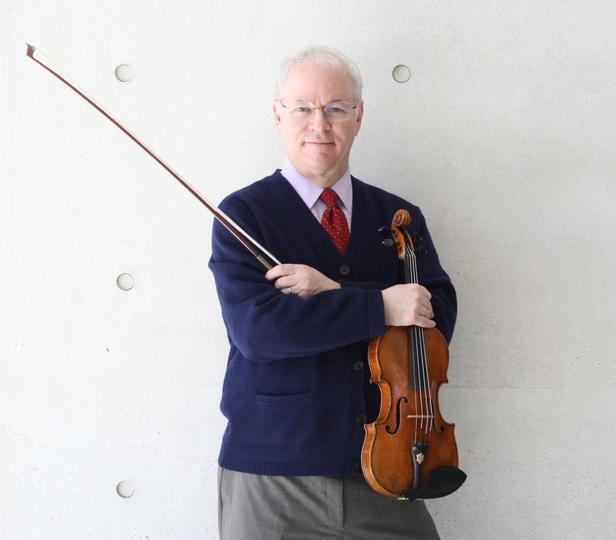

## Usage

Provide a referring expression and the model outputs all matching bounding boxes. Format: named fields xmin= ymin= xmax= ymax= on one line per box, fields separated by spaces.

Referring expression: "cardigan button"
xmin=355 ymin=412 xmax=367 ymax=424
xmin=353 ymin=361 xmax=364 ymax=371
xmin=354 ymin=460 xmax=361 ymax=471
xmin=339 ymin=264 xmax=351 ymax=276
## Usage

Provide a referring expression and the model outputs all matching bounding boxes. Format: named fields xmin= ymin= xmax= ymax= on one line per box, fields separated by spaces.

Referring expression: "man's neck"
xmin=290 ymin=161 xmax=348 ymax=188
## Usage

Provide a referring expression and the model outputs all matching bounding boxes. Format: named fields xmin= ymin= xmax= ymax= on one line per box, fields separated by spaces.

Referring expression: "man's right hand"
xmin=382 ymin=284 xmax=436 ymax=327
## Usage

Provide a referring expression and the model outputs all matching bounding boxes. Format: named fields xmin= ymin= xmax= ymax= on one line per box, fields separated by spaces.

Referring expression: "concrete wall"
xmin=2 ymin=1 xmax=615 ymax=538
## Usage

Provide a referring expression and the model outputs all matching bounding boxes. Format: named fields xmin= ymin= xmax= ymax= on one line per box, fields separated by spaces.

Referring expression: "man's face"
xmin=273 ymin=64 xmax=364 ymax=187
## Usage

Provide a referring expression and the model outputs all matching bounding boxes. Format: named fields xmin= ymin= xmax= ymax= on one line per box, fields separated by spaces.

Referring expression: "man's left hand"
xmin=265 ymin=264 xmax=341 ymax=299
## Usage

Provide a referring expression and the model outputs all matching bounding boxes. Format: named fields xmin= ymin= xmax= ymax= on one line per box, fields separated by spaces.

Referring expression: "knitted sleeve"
xmin=339 ymin=280 xmax=388 ymax=290
xmin=413 ymin=208 xmax=457 ymax=344
xmin=208 ymin=194 xmax=386 ymax=362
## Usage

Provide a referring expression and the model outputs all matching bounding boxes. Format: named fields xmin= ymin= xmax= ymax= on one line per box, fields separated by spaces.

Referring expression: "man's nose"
xmin=308 ymin=108 xmax=331 ymax=131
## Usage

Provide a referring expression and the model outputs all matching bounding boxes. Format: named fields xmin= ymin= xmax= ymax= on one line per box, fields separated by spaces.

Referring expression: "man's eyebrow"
xmin=288 ymin=97 xmax=352 ymax=103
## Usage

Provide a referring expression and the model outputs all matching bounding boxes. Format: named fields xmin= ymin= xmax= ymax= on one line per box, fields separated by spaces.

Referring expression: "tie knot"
xmin=319 ymin=188 xmax=339 ymax=208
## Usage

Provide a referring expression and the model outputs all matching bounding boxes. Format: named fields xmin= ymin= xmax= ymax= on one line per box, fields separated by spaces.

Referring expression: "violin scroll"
xmin=390 ymin=209 xmax=413 ymax=261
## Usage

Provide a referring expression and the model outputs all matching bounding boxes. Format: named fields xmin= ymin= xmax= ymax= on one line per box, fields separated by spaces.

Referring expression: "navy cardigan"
xmin=208 ymin=170 xmax=456 ymax=475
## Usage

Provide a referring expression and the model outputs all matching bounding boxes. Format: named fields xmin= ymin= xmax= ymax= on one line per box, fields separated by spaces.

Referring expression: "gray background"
xmin=2 ymin=0 xmax=615 ymax=538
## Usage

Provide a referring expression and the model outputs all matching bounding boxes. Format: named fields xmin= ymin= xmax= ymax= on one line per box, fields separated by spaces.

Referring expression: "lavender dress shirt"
xmin=280 ymin=158 xmax=353 ymax=229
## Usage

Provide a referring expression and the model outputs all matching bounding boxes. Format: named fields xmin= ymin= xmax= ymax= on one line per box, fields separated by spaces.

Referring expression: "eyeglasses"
xmin=277 ymin=99 xmax=358 ymax=122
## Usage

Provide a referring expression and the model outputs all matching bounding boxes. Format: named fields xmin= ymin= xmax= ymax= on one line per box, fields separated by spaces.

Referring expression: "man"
xmin=209 ymin=46 xmax=456 ymax=539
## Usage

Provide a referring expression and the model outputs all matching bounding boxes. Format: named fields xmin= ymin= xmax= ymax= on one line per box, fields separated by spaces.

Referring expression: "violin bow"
xmin=25 ymin=43 xmax=280 ymax=271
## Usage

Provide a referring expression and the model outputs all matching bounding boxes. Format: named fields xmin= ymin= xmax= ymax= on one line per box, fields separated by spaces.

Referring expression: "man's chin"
xmin=296 ymin=162 xmax=347 ymax=186
xmin=301 ymin=149 xmax=337 ymax=165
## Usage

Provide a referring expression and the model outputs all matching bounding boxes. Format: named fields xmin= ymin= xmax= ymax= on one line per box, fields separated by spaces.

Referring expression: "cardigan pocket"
xmin=256 ymin=392 xmax=313 ymax=407
xmin=254 ymin=392 xmax=315 ymax=446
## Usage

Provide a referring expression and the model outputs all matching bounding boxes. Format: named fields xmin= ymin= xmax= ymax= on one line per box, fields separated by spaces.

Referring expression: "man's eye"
xmin=293 ymin=107 xmax=312 ymax=113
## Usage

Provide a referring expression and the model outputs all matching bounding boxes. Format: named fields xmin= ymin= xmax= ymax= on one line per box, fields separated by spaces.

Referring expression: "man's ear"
xmin=273 ymin=101 xmax=282 ymax=131
xmin=354 ymin=100 xmax=364 ymax=136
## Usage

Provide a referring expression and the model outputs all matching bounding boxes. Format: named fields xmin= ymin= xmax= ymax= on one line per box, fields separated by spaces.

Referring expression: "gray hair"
xmin=274 ymin=46 xmax=363 ymax=102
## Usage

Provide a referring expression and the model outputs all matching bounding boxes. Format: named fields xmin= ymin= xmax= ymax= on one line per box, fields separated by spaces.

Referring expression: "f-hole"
xmin=386 ymin=397 xmax=408 ymax=434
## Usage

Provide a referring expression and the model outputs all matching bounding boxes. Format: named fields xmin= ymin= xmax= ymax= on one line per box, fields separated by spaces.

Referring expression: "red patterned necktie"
xmin=319 ymin=188 xmax=350 ymax=255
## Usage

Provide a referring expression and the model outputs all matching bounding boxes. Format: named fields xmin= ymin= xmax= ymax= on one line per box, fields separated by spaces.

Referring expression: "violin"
xmin=361 ymin=209 xmax=466 ymax=500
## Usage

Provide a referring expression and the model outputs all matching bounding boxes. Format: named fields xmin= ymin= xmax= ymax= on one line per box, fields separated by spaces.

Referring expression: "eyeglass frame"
xmin=276 ymin=99 xmax=359 ymax=122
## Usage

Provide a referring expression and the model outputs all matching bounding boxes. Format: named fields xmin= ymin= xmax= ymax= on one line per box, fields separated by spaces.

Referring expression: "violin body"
xmin=362 ymin=325 xmax=458 ymax=498
xmin=361 ymin=209 xmax=465 ymax=500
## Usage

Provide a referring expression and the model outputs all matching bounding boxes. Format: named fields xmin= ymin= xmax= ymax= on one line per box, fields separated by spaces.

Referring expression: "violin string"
xmin=408 ymin=243 xmax=432 ymax=438
xmin=404 ymin=252 xmax=418 ymax=443
xmin=411 ymin=247 xmax=427 ymax=437
xmin=406 ymin=243 xmax=425 ymax=437
xmin=415 ymin=247 xmax=433 ymax=437
xmin=413 ymin=246 xmax=432 ymax=439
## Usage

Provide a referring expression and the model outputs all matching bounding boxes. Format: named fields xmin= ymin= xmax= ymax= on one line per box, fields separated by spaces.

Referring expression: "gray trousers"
xmin=218 ymin=467 xmax=440 ymax=539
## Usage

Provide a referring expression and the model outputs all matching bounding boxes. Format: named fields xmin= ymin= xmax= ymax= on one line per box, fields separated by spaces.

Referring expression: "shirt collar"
xmin=280 ymin=158 xmax=352 ymax=212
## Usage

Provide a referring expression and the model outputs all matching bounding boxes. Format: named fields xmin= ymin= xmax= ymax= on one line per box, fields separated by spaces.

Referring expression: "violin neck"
xmin=403 ymin=244 xmax=419 ymax=285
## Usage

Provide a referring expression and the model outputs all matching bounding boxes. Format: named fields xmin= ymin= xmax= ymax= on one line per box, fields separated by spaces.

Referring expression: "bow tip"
xmin=25 ymin=42 xmax=36 ymax=58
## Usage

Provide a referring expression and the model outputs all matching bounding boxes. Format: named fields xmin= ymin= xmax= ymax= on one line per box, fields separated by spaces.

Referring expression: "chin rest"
xmin=399 ymin=466 xmax=466 ymax=500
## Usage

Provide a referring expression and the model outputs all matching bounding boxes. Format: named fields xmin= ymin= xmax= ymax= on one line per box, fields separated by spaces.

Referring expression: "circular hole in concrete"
xmin=116 ymin=273 xmax=135 ymax=291
xmin=115 ymin=64 xmax=134 ymax=82
xmin=392 ymin=64 xmax=411 ymax=83
xmin=116 ymin=480 xmax=135 ymax=498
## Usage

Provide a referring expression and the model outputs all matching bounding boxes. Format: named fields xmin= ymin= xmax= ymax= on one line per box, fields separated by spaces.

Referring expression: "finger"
xmin=272 ymin=276 xmax=294 ymax=290
xmin=276 ymin=281 xmax=294 ymax=294
xmin=417 ymin=298 xmax=433 ymax=314
xmin=410 ymin=306 xmax=431 ymax=322
xmin=264 ymin=266 xmax=281 ymax=281
xmin=418 ymin=285 xmax=432 ymax=300
xmin=265 ymin=264 xmax=296 ymax=281
xmin=420 ymin=307 xmax=434 ymax=319
xmin=405 ymin=284 xmax=431 ymax=301
xmin=416 ymin=317 xmax=437 ymax=328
